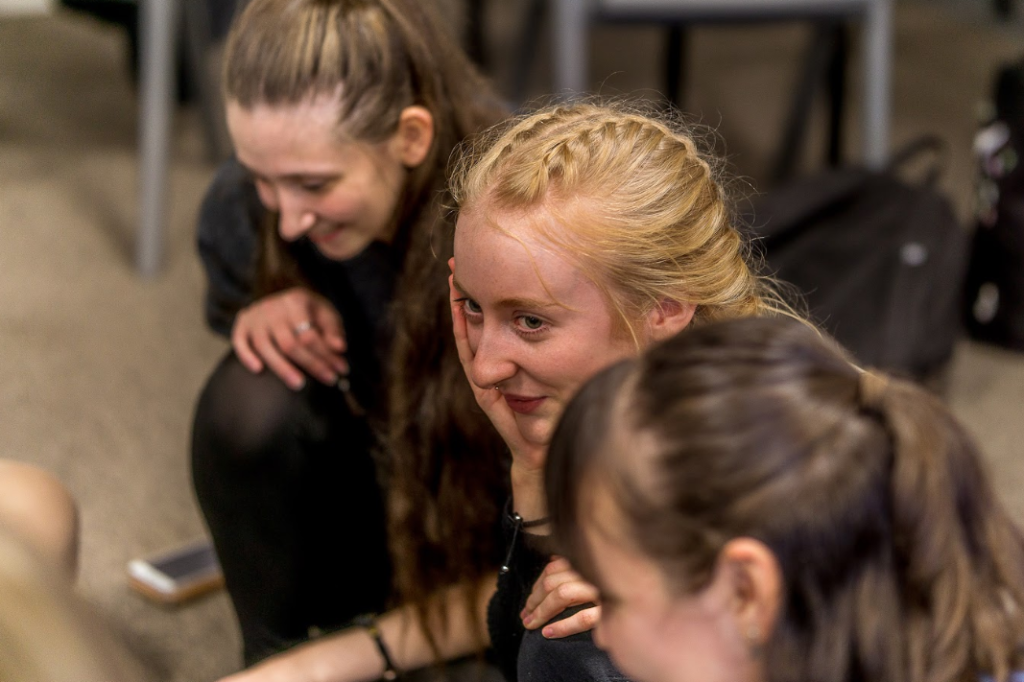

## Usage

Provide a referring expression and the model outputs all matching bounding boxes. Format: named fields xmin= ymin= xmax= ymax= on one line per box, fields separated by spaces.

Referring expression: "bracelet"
xmin=354 ymin=614 xmax=399 ymax=681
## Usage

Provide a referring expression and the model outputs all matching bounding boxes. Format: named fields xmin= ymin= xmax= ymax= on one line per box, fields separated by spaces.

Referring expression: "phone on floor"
xmin=127 ymin=540 xmax=224 ymax=604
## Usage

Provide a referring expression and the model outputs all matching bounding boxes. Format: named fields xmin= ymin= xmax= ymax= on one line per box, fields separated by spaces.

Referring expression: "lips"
xmin=309 ymin=228 xmax=341 ymax=244
xmin=503 ymin=394 xmax=545 ymax=414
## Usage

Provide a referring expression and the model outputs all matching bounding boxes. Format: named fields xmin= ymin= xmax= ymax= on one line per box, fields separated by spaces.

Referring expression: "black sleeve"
xmin=196 ymin=157 xmax=265 ymax=337
xmin=487 ymin=506 xmax=630 ymax=682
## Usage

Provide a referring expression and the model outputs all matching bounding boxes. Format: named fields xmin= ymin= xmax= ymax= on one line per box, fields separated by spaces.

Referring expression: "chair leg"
xmin=465 ymin=0 xmax=488 ymax=69
xmin=510 ymin=0 xmax=547 ymax=103
xmin=825 ymin=23 xmax=849 ymax=167
xmin=183 ymin=0 xmax=231 ymax=163
xmin=664 ymin=24 xmax=688 ymax=109
xmin=770 ymin=21 xmax=844 ymax=184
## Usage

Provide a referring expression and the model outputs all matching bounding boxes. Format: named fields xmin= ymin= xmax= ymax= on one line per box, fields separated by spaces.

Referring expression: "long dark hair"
xmin=549 ymin=316 xmax=1024 ymax=682
xmin=224 ymin=0 xmax=510 ymax=651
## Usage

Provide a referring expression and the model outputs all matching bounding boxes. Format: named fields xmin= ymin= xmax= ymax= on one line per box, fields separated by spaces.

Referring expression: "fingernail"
xmin=522 ymin=614 xmax=533 ymax=626
xmin=292 ymin=377 xmax=306 ymax=391
xmin=542 ymin=626 xmax=554 ymax=638
xmin=323 ymin=373 xmax=338 ymax=384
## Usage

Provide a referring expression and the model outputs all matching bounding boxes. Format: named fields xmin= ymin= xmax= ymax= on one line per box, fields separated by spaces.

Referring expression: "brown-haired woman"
xmin=190 ymin=0 xmax=509 ymax=675
xmin=442 ymin=100 xmax=801 ymax=682
xmin=547 ymin=315 xmax=1024 ymax=682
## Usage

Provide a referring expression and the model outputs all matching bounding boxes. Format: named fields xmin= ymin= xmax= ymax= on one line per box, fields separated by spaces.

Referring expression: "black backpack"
xmin=963 ymin=58 xmax=1024 ymax=351
xmin=743 ymin=138 xmax=968 ymax=383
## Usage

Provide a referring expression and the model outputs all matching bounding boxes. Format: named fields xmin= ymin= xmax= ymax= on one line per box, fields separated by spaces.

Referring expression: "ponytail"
xmin=875 ymin=377 xmax=1024 ymax=682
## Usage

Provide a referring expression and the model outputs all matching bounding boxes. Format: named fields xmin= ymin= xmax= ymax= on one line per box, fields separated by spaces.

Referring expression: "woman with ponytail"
xmin=546 ymin=315 xmax=1024 ymax=682
xmin=191 ymin=0 xmax=510 ymax=678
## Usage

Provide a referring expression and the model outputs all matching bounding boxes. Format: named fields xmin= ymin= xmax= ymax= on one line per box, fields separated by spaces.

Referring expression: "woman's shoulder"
xmin=197 ymin=157 xmax=265 ymax=246
xmin=518 ymin=612 xmax=630 ymax=682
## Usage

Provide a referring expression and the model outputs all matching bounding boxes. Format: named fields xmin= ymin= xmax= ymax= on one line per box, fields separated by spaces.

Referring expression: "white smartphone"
xmin=127 ymin=540 xmax=224 ymax=605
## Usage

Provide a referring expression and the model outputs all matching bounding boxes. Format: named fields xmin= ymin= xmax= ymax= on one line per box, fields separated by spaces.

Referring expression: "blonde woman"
xmin=438 ymin=101 xmax=802 ymax=681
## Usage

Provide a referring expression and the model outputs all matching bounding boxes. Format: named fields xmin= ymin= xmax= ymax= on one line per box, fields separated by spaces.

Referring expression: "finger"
xmin=296 ymin=333 xmax=348 ymax=383
xmin=310 ymin=301 xmax=347 ymax=356
xmin=522 ymin=578 xmax=599 ymax=629
xmin=448 ymin=256 xmax=455 ymax=275
xmin=523 ymin=558 xmax=575 ymax=614
xmin=540 ymin=605 xmax=602 ymax=639
xmin=298 ymin=328 xmax=348 ymax=376
xmin=250 ymin=328 xmax=306 ymax=390
xmin=231 ymin=316 xmax=264 ymax=374
xmin=274 ymin=327 xmax=342 ymax=385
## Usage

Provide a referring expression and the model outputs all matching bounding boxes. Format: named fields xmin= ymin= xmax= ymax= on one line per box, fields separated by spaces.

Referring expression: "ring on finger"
xmin=293 ymin=320 xmax=313 ymax=335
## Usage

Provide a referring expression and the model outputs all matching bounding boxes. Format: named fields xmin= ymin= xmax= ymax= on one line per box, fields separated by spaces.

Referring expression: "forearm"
xmin=384 ymin=574 xmax=497 ymax=668
xmin=222 ymin=576 xmax=497 ymax=682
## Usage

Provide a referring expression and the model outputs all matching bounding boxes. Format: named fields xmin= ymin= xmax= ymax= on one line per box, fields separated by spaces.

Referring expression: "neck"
xmin=510 ymin=462 xmax=550 ymax=535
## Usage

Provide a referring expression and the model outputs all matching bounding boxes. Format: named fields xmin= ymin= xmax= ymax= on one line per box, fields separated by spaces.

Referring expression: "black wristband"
xmin=354 ymin=614 xmax=399 ymax=681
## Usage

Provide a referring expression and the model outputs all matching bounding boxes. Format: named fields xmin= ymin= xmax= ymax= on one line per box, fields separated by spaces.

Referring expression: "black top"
xmin=195 ymin=157 xmax=399 ymax=418
xmin=487 ymin=506 xmax=630 ymax=682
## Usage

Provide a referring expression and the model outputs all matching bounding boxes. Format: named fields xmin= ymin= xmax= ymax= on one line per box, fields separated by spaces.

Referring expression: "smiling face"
xmin=451 ymin=205 xmax=641 ymax=448
xmin=226 ymin=96 xmax=408 ymax=261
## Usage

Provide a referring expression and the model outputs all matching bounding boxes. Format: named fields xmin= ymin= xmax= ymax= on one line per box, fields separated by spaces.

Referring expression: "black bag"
xmin=963 ymin=58 xmax=1024 ymax=351
xmin=743 ymin=138 xmax=968 ymax=382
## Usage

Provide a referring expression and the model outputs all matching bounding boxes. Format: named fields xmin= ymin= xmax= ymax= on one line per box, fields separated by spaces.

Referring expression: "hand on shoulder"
xmin=522 ymin=556 xmax=602 ymax=639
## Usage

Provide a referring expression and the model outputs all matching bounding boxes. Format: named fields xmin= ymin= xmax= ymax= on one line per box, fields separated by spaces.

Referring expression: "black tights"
xmin=191 ymin=353 xmax=392 ymax=666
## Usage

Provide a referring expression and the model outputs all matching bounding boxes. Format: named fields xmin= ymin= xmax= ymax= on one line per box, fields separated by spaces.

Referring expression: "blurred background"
xmin=1 ymin=0 xmax=1022 ymax=679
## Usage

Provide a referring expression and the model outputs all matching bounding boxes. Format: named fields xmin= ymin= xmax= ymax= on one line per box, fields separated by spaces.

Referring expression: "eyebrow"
xmin=451 ymin=276 xmax=561 ymax=310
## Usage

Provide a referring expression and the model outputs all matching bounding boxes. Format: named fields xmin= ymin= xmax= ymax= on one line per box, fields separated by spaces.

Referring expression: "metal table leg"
xmin=136 ymin=0 xmax=178 ymax=277
xmin=861 ymin=0 xmax=892 ymax=168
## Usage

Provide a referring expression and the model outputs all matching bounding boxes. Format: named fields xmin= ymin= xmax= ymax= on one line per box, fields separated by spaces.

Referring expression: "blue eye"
xmin=463 ymin=299 xmax=483 ymax=315
xmin=514 ymin=315 xmax=548 ymax=335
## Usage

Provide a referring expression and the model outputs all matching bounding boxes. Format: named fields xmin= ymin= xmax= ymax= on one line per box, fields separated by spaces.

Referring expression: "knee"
xmin=0 ymin=460 xmax=79 ymax=580
xmin=191 ymin=353 xmax=305 ymax=470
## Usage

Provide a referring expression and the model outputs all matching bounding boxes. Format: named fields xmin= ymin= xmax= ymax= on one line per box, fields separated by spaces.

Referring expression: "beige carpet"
xmin=1 ymin=2 xmax=1023 ymax=681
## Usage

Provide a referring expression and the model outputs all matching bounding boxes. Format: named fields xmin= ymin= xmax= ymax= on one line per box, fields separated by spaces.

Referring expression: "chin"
xmin=513 ymin=416 xmax=555 ymax=448
xmin=315 ymin=239 xmax=367 ymax=261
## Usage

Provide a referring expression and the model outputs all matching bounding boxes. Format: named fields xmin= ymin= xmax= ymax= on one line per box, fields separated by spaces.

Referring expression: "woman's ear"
xmin=394 ymin=106 xmax=435 ymax=168
xmin=646 ymin=299 xmax=696 ymax=342
xmin=716 ymin=538 xmax=782 ymax=654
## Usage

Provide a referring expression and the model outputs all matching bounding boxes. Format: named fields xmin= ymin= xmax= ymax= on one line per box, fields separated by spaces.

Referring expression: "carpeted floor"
xmin=1 ymin=1 xmax=1023 ymax=681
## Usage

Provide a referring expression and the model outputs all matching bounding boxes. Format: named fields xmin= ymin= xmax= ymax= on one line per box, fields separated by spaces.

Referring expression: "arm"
xmin=218 ymin=576 xmax=497 ymax=682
